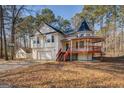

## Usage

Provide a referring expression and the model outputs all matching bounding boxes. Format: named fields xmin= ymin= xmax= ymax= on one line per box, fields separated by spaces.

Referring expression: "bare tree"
xmin=10 ymin=5 xmax=24 ymax=60
xmin=0 ymin=5 xmax=8 ymax=60
xmin=0 ymin=5 xmax=3 ymax=58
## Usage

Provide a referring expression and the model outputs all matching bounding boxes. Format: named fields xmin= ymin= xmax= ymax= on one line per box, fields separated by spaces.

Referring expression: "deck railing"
xmin=62 ymin=46 xmax=102 ymax=53
xmin=74 ymin=46 xmax=101 ymax=52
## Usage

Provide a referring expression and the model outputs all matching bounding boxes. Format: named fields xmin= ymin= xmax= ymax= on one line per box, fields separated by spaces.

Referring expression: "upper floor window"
xmin=86 ymin=34 xmax=91 ymax=36
xmin=76 ymin=42 xmax=78 ymax=49
xmin=80 ymin=34 xmax=84 ymax=37
xmin=33 ymin=40 xmax=36 ymax=44
xmin=46 ymin=35 xmax=51 ymax=43
xmin=37 ymin=37 xmax=40 ymax=44
xmin=47 ymin=39 xmax=50 ymax=43
xmin=51 ymin=35 xmax=54 ymax=42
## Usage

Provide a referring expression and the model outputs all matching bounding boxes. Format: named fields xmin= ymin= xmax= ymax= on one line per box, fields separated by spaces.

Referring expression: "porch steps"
xmin=56 ymin=48 xmax=70 ymax=62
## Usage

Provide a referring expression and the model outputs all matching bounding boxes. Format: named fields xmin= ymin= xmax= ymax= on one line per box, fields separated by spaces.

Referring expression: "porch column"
xmin=70 ymin=40 xmax=73 ymax=61
xmin=78 ymin=40 xmax=80 ymax=49
xmin=86 ymin=39 xmax=88 ymax=61
xmin=91 ymin=39 xmax=94 ymax=58
xmin=101 ymin=40 xmax=104 ymax=61
xmin=78 ymin=40 xmax=80 ymax=61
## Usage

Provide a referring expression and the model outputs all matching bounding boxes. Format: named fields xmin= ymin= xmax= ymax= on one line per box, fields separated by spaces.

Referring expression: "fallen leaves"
xmin=0 ymin=62 xmax=124 ymax=88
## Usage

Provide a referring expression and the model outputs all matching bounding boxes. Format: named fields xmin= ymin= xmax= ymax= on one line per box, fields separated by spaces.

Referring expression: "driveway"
xmin=0 ymin=61 xmax=36 ymax=72
xmin=0 ymin=61 xmax=37 ymax=88
xmin=0 ymin=60 xmax=54 ymax=87
xmin=0 ymin=60 xmax=54 ymax=72
xmin=0 ymin=63 xmax=29 ymax=72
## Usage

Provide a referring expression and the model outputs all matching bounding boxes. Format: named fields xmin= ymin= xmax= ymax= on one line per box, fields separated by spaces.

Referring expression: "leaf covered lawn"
xmin=0 ymin=62 xmax=124 ymax=88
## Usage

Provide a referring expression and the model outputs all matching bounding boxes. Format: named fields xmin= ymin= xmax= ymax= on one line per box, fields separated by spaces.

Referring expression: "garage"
xmin=37 ymin=51 xmax=52 ymax=60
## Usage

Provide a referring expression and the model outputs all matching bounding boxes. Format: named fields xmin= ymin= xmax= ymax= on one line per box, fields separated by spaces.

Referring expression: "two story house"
xmin=30 ymin=20 xmax=104 ymax=61
xmin=30 ymin=23 xmax=65 ymax=61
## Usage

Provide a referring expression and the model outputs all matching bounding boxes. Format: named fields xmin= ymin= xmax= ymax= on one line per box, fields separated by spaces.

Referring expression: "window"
xmin=51 ymin=35 xmax=54 ymax=42
xmin=47 ymin=39 xmax=50 ymax=43
xmin=33 ymin=40 xmax=36 ymax=44
xmin=80 ymin=34 xmax=84 ymax=37
xmin=46 ymin=35 xmax=51 ymax=43
xmin=80 ymin=41 xmax=84 ymax=48
xmin=86 ymin=34 xmax=90 ymax=36
xmin=37 ymin=37 xmax=40 ymax=44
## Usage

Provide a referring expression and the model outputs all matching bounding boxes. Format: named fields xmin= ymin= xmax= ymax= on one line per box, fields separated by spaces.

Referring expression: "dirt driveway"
xmin=0 ymin=60 xmax=54 ymax=72
xmin=0 ymin=63 xmax=30 ymax=72
xmin=0 ymin=61 xmax=39 ymax=87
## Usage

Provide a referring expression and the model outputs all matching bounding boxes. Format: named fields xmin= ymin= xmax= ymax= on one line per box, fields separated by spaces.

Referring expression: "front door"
xmin=76 ymin=42 xmax=78 ymax=49
xmin=66 ymin=43 xmax=69 ymax=50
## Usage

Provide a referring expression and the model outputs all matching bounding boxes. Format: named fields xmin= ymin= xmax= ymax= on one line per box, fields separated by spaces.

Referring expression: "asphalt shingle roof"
xmin=44 ymin=22 xmax=65 ymax=35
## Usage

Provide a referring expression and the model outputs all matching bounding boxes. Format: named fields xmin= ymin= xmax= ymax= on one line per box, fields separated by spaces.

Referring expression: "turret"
xmin=77 ymin=19 xmax=93 ymax=37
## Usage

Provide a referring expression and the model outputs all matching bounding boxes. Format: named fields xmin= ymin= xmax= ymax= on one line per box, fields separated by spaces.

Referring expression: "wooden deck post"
xmin=91 ymin=39 xmax=94 ymax=59
xmin=86 ymin=39 xmax=88 ymax=61
xmin=100 ymin=42 xmax=104 ymax=61
xmin=78 ymin=40 xmax=80 ymax=49
xmin=77 ymin=40 xmax=80 ymax=61
xmin=70 ymin=40 xmax=73 ymax=61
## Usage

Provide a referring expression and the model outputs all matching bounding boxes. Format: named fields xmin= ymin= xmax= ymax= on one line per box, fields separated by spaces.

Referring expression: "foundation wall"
xmin=78 ymin=53 xmax=92 ymax=61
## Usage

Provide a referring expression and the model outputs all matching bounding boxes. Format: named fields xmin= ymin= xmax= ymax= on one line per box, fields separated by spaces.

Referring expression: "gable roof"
xmin=44 ymin=22 xmax=65 ymax=35
xmin=77 ymin=20 xmax=92 ymax=32
xmin=31 ymin=20 xmax=92 ymax=37
xmin=30 ymin=22 xmax=65 ymax=37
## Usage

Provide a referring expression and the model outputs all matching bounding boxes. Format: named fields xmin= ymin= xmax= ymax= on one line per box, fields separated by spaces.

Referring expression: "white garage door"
xmin=37 ymin=51 xmax=52 ymax=60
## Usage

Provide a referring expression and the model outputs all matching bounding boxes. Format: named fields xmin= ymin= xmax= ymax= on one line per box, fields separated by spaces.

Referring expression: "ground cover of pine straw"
xmin=0 ymin=62 xmax=124 ymax=88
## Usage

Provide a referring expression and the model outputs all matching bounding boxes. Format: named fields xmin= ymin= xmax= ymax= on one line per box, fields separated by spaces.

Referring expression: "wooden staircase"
xmin=56 ymin=48 xmax=70 ymax=62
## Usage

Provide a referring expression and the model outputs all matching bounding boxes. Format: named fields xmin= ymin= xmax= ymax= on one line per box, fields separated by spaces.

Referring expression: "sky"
xmin=30 ymin=5 xmax=100 ymax=30
xmin=32 ymin=5 xmax=83 ymax=20
xmin=27 ymin=5 xmax=100 ymax=31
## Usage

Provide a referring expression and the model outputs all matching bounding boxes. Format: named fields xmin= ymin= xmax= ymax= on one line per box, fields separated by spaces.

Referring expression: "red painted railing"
xmin=63 ymin=48 xmax=70 ymax=61
xmin=56 ymin=48 xmax=62 ymax=57
xmin=56 ymin=46 xmax=102 ymax=61
xmin=56 ymin=48 xmax=70 ymax=61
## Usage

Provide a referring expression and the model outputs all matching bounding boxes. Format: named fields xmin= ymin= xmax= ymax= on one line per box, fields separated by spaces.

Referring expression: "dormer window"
xmin=51 ymin=35 xmax=54 ymax=42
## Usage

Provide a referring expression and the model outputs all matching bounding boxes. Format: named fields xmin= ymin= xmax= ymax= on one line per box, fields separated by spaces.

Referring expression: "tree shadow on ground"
xmin=75 ymin=56 xmax=124 ymax=76
xmin=101 ymin=55 xmax=124 ymax=62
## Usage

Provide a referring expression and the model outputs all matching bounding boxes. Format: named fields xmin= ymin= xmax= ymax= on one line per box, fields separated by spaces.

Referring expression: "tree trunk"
xmin=11 ymin=5 xmax=16 ymax=60
xmin=0 ymin=5 xmax=3 ymax=58
xmin=113 ymin=5 xmax=117 ymax=56
xmin=100 ymin=16 xmax=106 ymax=55
xmin=23 ymin=35 xmax=26 ymax=48
xmin=10 ymin=5 xmax=24 ymax=60
xmin=29 ymin=36 xmax=31 ymax=48
xmin=0 ymin=6 xmax=8 ymax=60
xmin=106 ymin=13 xmax=110 ymax=56
xmin=122 ymin=17 xmax=124 ymax=54
xmin=11 ymin=23 xmax=15 ymax=60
